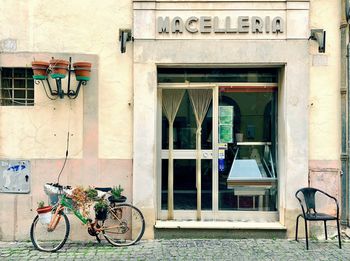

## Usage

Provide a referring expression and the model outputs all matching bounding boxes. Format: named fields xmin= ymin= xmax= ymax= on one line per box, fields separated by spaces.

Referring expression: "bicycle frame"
xmin=47 ymin=194 xmax=124 ymax=233
xmin=48 ymin=194 xmax=88 ymax=231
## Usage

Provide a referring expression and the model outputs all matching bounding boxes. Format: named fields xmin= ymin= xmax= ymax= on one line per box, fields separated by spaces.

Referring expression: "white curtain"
xmin=188 ymin=89 xmax=212 ymax=220
xmin=162 ymin=89 xmax=185 ymax=220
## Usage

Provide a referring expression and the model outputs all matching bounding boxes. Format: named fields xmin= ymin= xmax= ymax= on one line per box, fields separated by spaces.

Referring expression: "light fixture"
xmin=32 ymin=57 xmax=92 ymax=99
xmin=309 ymin=29 xmax=326 ymax=53
xmin=119 ymin=29 xmax=133 ymax=53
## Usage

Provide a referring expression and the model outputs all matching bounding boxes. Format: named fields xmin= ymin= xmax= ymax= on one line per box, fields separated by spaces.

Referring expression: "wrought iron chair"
xmin=295 ymin=187 xmax=341 ymax=250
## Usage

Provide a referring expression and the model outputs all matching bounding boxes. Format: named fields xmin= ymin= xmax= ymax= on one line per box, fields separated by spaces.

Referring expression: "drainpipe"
xmin=341 ymin=0 xmax=348 ymax=225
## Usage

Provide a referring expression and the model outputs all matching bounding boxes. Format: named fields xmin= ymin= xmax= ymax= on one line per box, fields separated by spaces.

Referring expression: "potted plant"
xmin=94 ymin=200 xmax=108 ymax=220
xmin=49 ymin=59 xmax=69 ymax=79
xmin=36 ymin=201 xmax=52 ymax=224
xmin=85 ymin=187 xmax=98 ymax=201
xmin=108 ymin=185 xmax=127 ymax=203
xmin=32 ymin=61 xmax=50 ymax=80
xmin=73 ymin=62 xmax=92 ymax=81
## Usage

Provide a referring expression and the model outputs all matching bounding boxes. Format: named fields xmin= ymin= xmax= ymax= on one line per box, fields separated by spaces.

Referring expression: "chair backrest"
xmin=295 ymin=187 xmax=318 ymax=213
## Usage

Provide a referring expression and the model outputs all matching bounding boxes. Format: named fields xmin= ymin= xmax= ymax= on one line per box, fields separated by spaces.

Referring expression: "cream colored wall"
xmin=0 ymin=0 xmax=133 ymax=159
xmin=0 ymin=0 xmax=134 ymax=241
xmin=309 ymin=0 xmax=341 ymax=161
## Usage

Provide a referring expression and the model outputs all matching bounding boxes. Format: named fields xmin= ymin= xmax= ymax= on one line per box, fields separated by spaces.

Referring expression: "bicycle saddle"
xmin=95 ymin=187 xmax=112 ymax=192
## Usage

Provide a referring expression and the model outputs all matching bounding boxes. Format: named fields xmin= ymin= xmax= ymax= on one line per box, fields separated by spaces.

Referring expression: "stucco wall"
xmin=309 ymin=0 xmax=341 ymax=161
xmin=0 ymin=0 xmax=134 ymax=240
xmin=0 ymin=0 xmax=133 ymax=159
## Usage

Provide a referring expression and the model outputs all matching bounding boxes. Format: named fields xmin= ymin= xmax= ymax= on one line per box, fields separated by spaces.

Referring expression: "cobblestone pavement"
xmin=0 ymin=239 xmax=349 ymax=260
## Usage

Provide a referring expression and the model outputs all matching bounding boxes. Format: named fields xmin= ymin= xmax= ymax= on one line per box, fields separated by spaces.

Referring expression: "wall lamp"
xmin=309 ymin=29 xmax=326 ymax=53
xmin=119 ymin=29 xmax=133 ymax=53
xmin=32 ymin=57 xmax=92 ymax=100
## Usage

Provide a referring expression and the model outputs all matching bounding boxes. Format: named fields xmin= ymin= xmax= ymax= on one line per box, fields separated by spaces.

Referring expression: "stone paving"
xmin=0 ymin=238 xmax=349 ymax=260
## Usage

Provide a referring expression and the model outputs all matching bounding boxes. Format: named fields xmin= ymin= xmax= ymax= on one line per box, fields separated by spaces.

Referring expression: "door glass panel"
xmin=218 ymin=89 xmax=277 ymax=211
xmin=161 ymin=159 xmax=212 ymax=210
xmin=162 ymin=91 xmax=212 ymax=150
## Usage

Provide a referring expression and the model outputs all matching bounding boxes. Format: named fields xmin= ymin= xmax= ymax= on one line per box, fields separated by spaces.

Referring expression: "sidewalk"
xmin=0 ymin=238 xmax=349 ymax=260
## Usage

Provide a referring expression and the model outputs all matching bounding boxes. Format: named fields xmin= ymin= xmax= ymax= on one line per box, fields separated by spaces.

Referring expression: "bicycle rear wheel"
xmin=30 ymin=211 xmax=70 ymax=252
xmin=102 ymin=203 xmax=145 ymax=246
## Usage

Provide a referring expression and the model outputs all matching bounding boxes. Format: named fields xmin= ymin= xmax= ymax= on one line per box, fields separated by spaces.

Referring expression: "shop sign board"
xmin=158 ymin=16 xmax=284 ymax=34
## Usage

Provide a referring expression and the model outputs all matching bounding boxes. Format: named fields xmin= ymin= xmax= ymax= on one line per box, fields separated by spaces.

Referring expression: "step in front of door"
xmin=154 ymin=221 xmax=287 ymax=239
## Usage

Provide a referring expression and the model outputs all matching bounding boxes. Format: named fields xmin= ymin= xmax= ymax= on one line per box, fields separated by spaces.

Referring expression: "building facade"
xmin=0 ymin=0 xmax=346 ymax=240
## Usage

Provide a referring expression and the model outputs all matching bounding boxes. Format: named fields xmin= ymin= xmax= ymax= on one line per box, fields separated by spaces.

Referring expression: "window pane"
xmin=218 ymin=90 xmax=277 ymax=211
xmin=162 ymin=159 xmax=212 ymax=210
xmin=14 ymin=79 xmax=25 ymax=89
xmin=2 ymin=68 xmax=12 ymax=77
xmin=1 ymin=79 xmax=12 ymax=89
xmin=27 ymin=80 xmax=34 ymax=89
xmin=14 ymin=90 xmax=25 ymax=99
xmin=26 ymin=68 xmax=33 ymax=77
xmin=0 ymin=99 xmax=13 ymax=106
xmin=162 ymin=91 xmax=212 ymax=150
xmin=14 ymin=68 xmax=26 ymax=78
xmin=158 ymin=68 xmax=278 ymax=83
xmin=1 ymin=89 xmax=12 ymax=99
xmin=27 ymin=90 xmax=34 ymax=99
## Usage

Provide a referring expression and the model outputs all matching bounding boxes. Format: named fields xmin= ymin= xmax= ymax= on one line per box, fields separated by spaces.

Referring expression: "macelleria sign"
xmin=157 ymin=16 xmax=284 ymax=35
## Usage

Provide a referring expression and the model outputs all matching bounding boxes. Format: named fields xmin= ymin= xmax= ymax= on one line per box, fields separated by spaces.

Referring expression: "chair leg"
xmin=304 ymin=219 xmax=309 ymax=250
xmin=336 ymin=219 xmax=342 ymax=249
xmin=295 ymin=215 xmax=301 ymax=241
xmin=324 ymin=220 xmax=327 ymax=240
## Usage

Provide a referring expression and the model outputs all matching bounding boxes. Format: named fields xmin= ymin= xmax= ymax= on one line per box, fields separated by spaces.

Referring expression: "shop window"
xmin=158 ymin=68 xmax=279 ymax=221
xmin=158 ymin=68 xmax=278 ymax=83
xmin=0 ymin=68 xmax=34 ymax=106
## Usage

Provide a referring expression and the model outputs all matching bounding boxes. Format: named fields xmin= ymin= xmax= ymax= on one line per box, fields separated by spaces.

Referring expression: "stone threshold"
xmin=155 ymin=220 xmax=286 ymax=230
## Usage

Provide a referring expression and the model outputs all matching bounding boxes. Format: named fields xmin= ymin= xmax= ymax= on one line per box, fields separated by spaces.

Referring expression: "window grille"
xmin=0 ymin=68 xmax=34 ymax=106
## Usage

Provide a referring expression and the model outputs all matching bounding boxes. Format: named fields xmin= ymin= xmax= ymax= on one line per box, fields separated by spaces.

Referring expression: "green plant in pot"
xmin=94 ymin=200 xmax=108 ymax=220
xmin=85 ymin=187 xmax=98 ymax=201
xmin=109 ymin=185 xmax=127 ymax=203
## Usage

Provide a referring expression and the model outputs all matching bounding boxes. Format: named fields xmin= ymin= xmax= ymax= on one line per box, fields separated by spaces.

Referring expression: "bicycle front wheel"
xmin=102 ymin=203 xmax=145 ymax=246
xmin=30 ymin=211 xmax=70 ymax=252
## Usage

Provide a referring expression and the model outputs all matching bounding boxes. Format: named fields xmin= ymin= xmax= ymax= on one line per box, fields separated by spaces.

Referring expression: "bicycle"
xmin=30 ymin=183 xmax=145 ymax=252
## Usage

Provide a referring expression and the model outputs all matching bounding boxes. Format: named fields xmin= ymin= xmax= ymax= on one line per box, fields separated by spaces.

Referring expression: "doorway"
xmin=157 ymin=68 xmax=279 ymax=221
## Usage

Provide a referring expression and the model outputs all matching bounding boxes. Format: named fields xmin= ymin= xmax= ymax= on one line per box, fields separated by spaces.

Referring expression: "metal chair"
xmin=295 ymin=187 xmax=341 ymax=250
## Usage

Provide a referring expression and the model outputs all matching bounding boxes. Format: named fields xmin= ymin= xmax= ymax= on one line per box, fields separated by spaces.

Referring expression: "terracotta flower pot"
xmin=32 ymin=61 xmax=50 ymax=80
xmin=73 ymin=62 xmax=92 ymax=81
xmin=37 ymin=205 xmax=52 ymax=214
xmin=49 ymin=59 xmax=69 ymax=79
xmin=37 ymin=206 xmax=53 ymax=225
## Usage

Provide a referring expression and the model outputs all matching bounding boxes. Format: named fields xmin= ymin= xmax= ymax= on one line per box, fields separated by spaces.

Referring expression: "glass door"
xmin=159 ymin=85 xmax=216 ymax=220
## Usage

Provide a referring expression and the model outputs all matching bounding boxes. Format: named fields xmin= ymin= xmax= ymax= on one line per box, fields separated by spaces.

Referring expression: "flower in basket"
xmin=71 ymin=186 xmax=92 ymax=218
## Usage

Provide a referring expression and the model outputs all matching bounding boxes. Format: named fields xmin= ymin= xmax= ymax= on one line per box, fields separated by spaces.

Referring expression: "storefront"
xmin=0 ymin=0 xmax=343 ymax=241
xmin=133 ymin=1 xmax=309 ymax=237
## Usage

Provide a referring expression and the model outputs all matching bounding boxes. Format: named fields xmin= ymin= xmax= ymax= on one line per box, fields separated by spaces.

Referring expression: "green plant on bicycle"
xmin=30 ymin=183 xmax=145 ymax=252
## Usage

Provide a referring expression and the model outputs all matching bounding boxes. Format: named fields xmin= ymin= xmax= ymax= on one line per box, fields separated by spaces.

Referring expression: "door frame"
xmin=157 ymin=82 xmax=278 ymax=221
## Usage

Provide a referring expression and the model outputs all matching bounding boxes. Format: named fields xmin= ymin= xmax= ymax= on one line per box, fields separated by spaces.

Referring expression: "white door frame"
xmin=157 ymin=82 xmax=278 ymax=221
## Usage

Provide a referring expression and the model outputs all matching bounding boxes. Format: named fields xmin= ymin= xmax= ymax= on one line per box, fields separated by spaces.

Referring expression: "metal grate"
xmin=0 ymin=67 xmax=34 ymax=106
